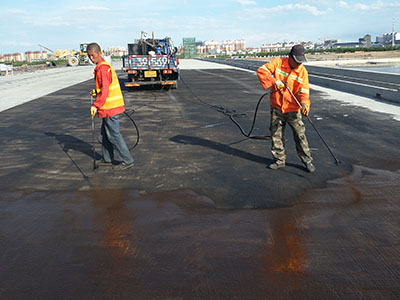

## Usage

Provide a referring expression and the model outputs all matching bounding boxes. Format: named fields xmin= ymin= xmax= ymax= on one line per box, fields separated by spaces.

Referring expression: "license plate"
xmin=144 ymin=71 xmax=157 ymax=78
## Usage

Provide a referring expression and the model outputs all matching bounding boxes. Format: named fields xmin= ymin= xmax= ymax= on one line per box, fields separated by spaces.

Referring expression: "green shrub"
xmin=10 ymin=59 xmax=68 ymax=67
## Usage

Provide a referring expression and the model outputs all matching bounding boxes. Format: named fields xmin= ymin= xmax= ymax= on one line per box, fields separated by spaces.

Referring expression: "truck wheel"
xmin=68 ymin=56 xmax=79 ymax=67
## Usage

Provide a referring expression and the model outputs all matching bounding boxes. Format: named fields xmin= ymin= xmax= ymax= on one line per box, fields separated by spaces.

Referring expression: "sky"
xmin=0 ymin=0 xmax=399 ymax=54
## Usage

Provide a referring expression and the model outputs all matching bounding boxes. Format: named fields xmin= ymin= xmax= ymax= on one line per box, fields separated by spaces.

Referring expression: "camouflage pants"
xmin=270 ymin=107 xmax=312 ymax=165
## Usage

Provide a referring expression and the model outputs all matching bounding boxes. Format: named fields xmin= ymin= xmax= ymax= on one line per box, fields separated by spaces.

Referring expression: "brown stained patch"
xmin=101 ymin=193 xmax=137 ymax=257
xmin=84 ymin=188 xmax=215 ymax=260
xmin=267 ymin=212 xmax=306 ymax=274
xmin=0 ymin=166 xmax=399 ymax=299
xmin=88 ymin=189 xmax=138 ymax=257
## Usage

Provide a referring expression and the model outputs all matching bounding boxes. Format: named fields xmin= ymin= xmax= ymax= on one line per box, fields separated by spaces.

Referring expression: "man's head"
xmin=87 ymin=43 xmax=102 ymax=64
xmin=288 ymin=44 xmax=307 ymax=69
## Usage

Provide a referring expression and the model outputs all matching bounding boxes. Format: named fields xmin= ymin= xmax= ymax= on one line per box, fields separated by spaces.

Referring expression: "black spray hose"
xmin=95 ymin=84 xmax=168 ymax=152
xmin=124 ymin=109 xmax=140 ymax=151
xmin=226 ymin=93 xmax=270 ymax=140
xmin=95 ymin=110 xmax=140 ymax=152
xmin=123 ymin=84 xmax=168 ymax=150
xmin=180 ymin=76 xmax=271 ymax=140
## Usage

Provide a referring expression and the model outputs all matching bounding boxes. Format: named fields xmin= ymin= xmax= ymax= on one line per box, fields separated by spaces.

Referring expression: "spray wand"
xmin=90 ymin=96 xmax=98 ymax=171
xmin=283 ymin=81 xmax=340 ymax=166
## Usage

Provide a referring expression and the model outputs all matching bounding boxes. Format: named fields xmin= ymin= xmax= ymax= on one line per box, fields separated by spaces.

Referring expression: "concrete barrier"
xmin=307 ymin=65 xmax=400 ymax=104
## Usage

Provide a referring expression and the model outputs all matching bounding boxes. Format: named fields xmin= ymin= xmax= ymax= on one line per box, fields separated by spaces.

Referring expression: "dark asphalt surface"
xmin=203 ymin=58 xmax=400 ymax=93
xmin=0 ymin=66 xmax=399 ymax=299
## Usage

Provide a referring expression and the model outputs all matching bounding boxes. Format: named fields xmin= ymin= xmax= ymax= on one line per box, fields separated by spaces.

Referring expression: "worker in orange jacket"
xmin=88 ymin=42 xmax=134 ymax=170
xmin=257 ymin=44 xmax=315 ymax=172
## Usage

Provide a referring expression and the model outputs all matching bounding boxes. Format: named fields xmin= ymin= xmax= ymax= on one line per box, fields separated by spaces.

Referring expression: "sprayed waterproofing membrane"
xmin=0 ymin=59 xmax=399 ymax=299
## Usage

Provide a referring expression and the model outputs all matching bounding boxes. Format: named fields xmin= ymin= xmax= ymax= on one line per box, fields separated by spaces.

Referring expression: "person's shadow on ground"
xmin=45 ymin=132 xmax=101 ymax=159
xmin=170 ymin=135 xmax=307 ymax=174
xmin=170 ymin=134 xmax=270 ymax=165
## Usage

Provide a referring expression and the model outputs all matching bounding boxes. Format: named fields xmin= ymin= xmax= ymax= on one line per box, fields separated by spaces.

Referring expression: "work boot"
xmin=268 ymin=162 xmax=285 ymax=170
xmin=98 ymin=160 xmax=112 ymax=167
xmin=113 ymin=161 xmax=134 ymax=171
xmin=305 ymin=162 xmax=315 ymax=173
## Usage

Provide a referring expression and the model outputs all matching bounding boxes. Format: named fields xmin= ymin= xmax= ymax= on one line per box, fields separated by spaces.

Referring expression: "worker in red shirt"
xmin=257 ymin=44 xmax=315 ymax=172
xmin=88 ymin=42 xmax=134 ymax=170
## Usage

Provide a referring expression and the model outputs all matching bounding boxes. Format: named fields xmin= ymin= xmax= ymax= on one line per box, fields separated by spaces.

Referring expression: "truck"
xmin=122 ymin=32 xmax=179 ymax=89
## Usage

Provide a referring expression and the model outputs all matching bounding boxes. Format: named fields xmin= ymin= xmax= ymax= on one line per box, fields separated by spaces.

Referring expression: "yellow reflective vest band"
xmin=276 ymin=68 xmax=289 ymax=78
xmin=260 ymin=65 xmax=271 ymax=74
xmin=299 ymin=88 xmax=309 ymax=94
xmin=95 ymin=61 xmax=124 ymax=110
xmin=109 ymin=84 xmax=120 ymax=91
xmin=290 ymin=74 xmax=303 ymax=83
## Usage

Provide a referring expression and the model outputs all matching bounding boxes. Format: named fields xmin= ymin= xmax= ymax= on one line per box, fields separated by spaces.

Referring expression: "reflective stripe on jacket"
xmin=94 ymin=60 xmax=125 ymax=118
xmin=257 ymin=57 xmax=310 ymax=113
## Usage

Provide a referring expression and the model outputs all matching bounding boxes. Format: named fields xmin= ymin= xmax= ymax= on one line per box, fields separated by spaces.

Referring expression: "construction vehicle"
xmin=122 ymin=31 xmax=179 ymax=89
xmin=38 ymin=43 xmax=92 ymax=66
xmin=66 ymin=43 xmax=92 ymax=66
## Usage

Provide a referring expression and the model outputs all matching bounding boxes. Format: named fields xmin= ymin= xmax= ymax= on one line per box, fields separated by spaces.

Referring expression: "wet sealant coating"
xmin=0 ymin=68 xmax=400 ymax=299
xmin=1 ymin=166 xmax=399 ymax=299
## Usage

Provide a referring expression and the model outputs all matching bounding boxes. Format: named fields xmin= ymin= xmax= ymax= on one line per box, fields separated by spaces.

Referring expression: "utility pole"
xmin=392 ymin=17 xmax=396 ymax=48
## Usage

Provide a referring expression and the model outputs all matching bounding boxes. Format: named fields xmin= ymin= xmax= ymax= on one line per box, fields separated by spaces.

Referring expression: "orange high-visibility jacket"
xmin=257 ymin=57 xmax=310 ymax=113
xmin=94 ymin=60 xmax=125 ymax=118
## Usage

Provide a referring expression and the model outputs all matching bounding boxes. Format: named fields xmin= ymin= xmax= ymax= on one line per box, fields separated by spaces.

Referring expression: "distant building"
xmin=332 ymin=42 xmax=361 ymax=48
xmin=261 ymin=43 xmax=282 ymax=52
xmin=25 ymin=51 xmax=33 ymax=62
xmin=303 ymin=41 xmax=315 ymax=50
xmin=382 ymin=32 xmax=400 ymax=45
xmin=323 ymin=39 xmax=341 ymax=48
xmin=332 ymin=34 xmax=375 ymax=48
xmin=178 ymin=44 xmax=185 ymax=55
xmin=3 ymin=53 xmax=23 ymax=62
xmin=14 ymin=53 xmax=23 ymax=62
xmin=108 ymin=46 xmax=127 ymax=57
xmin=189 ymin=38 xmax=248 ymax=55
xmin=183 ymin=37 xmax=196 ymax=58
xmin=221 ymin=40 xmax=234 ymax=54
xmin=376 ymin=32 xmax=399 ymax=46
xmin=233 ymin=39 xmax=246 ymax=51
xmin=196 ymin=44 xmax=207 ymax=54
xmin=359 ymin=34 xmax=371 ymax=47
xmin=204 ymin=40 xmax=220 ymax=53
xmin=245 ymin=47 xmax=261 ymax=54
xmin=261 ymin=42 xmax=296 ymax=52
xmin=376 ymin=36 xmax=384 ymax=44
xmin=24 ymin=50 xmax=47 ymax=62
xmin=0 ymin=54 xmax=3 ymax=62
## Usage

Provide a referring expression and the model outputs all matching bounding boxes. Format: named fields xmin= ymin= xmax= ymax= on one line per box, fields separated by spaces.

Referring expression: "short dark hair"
xmin=87 ymin=43 xmax=101 ymax=53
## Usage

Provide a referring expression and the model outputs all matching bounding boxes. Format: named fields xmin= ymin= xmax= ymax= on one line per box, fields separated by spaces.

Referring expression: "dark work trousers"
xmin=270 ymin=107 xmax=312 ymax=165
xmin=100 ymin=114 xmax=134 ymax=164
